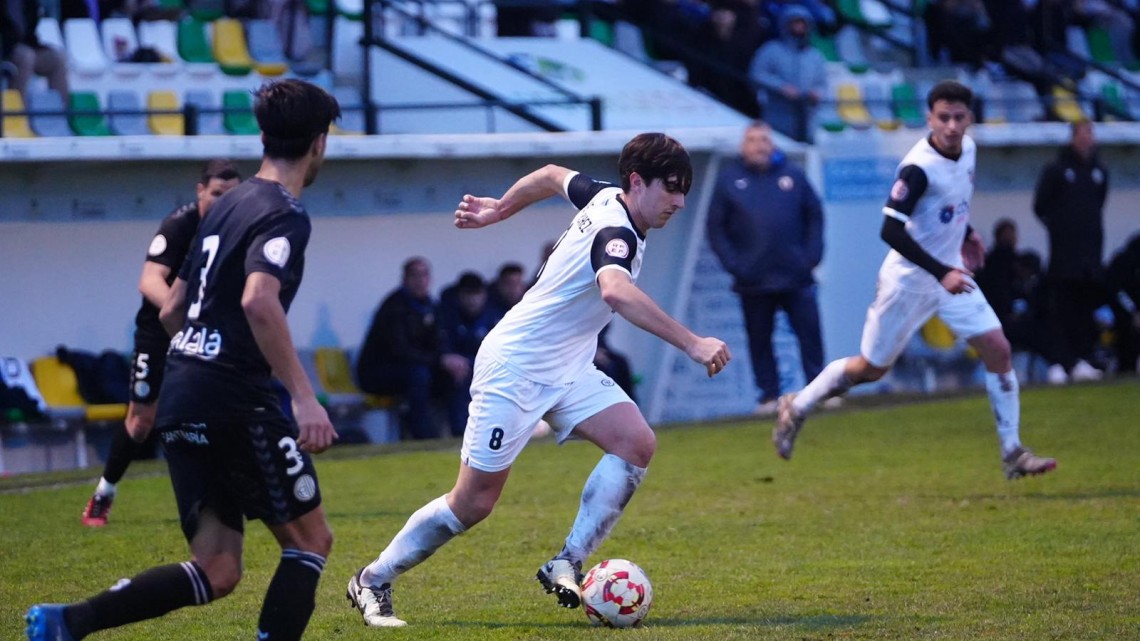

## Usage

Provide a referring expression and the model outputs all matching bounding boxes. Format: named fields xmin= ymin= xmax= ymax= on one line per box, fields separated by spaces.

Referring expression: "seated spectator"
xmin=356 ymin=257 xmax=469 ymax=440
xmin=924 ymin=0 xmax=992 ymax=68
xmin=687 ymin=0 xmax=764 ymax=117
xmin=748 ymin=5 xmax=826 ymax=142
xmin=0 ymin=0 xmax=69 ymax=98
xmin=487 ymin=261 xmax=526 ymax=320
xmin=438 ymin=271 xmax=499 ymax=436
xmin=594 ymin=325 xmax=636 ymax=402
xmin=975 ymin=220 xmax=1075 ymax=384
xmin=1105 ymin=234 xmax=1140 ymax=373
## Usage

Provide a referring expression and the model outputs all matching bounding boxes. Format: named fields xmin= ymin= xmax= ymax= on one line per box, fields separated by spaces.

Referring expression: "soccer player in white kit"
xmin=346 ymin=133 xmax=732 ymax=627
xmin=772 ymin=80 xmax=1057 ymax=481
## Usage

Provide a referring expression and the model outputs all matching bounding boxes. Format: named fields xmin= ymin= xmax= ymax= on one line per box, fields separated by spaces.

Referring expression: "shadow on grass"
xmin=434 ymin=614 xmax=870 ymax=630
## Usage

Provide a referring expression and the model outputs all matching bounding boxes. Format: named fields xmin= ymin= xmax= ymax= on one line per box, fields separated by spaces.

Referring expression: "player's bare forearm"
xmin=242 ymin=280 xmax=316 ymax=403
xmin=599 ymin=272 xmax=731 ymax=376
xmin=159 ymin=278 xmax=189 ymax=336
xmin=138 ymin=262 xmax=173 ymax=310
xmin=455 ymin=164 xmax=572 ymax=229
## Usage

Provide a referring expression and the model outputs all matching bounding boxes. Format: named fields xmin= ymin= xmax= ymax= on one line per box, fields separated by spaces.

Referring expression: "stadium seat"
xmin=212 ymin=18 xmax=255 ymax=76
xmin=332 ymin=16 xmax=364 ymax=81
xmin=1 ymin=89 xmax=37 ymax=138
xmin=63 ymin=18 xmax=111 ymax=79
xmin=107 ymin=90 xmax=150 ymax=135
xmin=68 ymin=91 xmax=112 ymax=136
xmin=222 ymin=89 xmax=260 ymax=134
xmin=891 ymin=82 xmax=925 ymax=127
xmin=836 ymin=83 xmax=874 ymax=129
xmin=1050 ymin=85 xmax=1087 ymax=123
xmin=184 ymin=89 xmax=226 ymax=134
xmin=861 ymin=79 xmax=898 ymax=130
xmin=336 ymin=0 xmax=364 ymax=20
xmin=1086 ymin=27 xmax=1118 ymax=66
xmin=186 ymin=0 xmax=225 ymax=21
xmin=178 ymin=17 xmax=215 ymax=64
xmin=34 ymin=16 xmax=64 ymax=49
xmin=100 ymin=17 xmax=148 ymax=80
xmin=332 ymin=86 xmax=365 ymax=133
xmin=137 ymin=19 xmax=185 ymax=77
xmin=246 ymin=19 xmax=290 ymax=76
xmin=26 ymin=89 xmax=72 ymax=137
xmin=834 ymin=26 xmax=869 ymax=71
xmin=1002 ymin=80 xmax=1045 ymax=122
xmin=30 ymin=356 xmax=126 ymax=423
xmin=809 ymin=31 xmax=840 ymax=63
xmin=147 ymin=90 xmax=184 ymax=135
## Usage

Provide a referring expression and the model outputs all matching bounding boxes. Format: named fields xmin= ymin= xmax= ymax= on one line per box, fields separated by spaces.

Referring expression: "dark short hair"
xmin=994 ymin=218 xmax=1016 ymax=236
xmin=402 ymin=256 xmax=429 ymax=277
xmin=254 ymin=79 xmax=341 ymax=160
xmin=456 ymin=271 xmax=485 ymax=293
xmin=497 ymin=262 xmax=524 ymax=279
xmin=927 ymin=80 xmax=973 ymax=110
xmin=199 ymin=158 xmax=240 ymax=185
xmin=618 ymin=133 xmax=692 ymax=195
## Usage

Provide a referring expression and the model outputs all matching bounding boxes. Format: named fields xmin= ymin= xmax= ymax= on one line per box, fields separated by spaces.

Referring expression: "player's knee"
xmin=610 ymin=426 xmax=655 ymax=468
xmin=200 ymin=558 xmax=242 ymax=598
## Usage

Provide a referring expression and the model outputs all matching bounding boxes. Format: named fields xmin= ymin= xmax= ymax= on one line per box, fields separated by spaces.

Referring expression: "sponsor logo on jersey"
xmin=605 ymin=239 xmax=630 ymax=259
xmin=294 ymin=474 xmax=317 ymax=501
xmin=577 ymin=213 xmax=593 ymax=233
xmin=1092 ymin=168 xmax=1104 ymax=184
xmin=263 ymin=237 xmax=291 ymax=267
xmin=170 ymin=326 xmax=223 ymax=359
xmin=938 ymin=199 xmax=970 ymax=224
xmin=148 ymin=234 xmax=168 ymax=257
xmin=161 ymin=422 xmax=209 ymax=446
xmin=734 ymin=178 xmax=748 ymax=190
xmin=778 ymin=176 xmax=794 ymax=191
xmin=890 ymin=179 xmax=908 ymax=202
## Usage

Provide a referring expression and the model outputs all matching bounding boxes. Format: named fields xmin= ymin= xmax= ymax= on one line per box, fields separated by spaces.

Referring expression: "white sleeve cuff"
xmin=562 ymin=170 xmax=580 ymax=198
xmin=882 ymin=207 xmax=908 ymax=223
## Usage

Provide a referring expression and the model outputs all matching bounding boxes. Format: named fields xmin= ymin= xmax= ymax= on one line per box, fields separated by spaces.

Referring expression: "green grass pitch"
xmin=3 ymin=381 xmax=1138 ymax=640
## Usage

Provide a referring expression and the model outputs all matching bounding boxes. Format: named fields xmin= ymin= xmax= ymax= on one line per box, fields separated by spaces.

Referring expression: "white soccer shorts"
xmin=460 ymin=355 xmax=633 ymax=473
xmin=860 ymin=277 xmax=1001 ymax=368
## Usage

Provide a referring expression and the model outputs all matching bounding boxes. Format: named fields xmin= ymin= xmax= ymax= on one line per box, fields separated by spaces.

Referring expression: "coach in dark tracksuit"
xmin=1033 ymin=120 xmax=1109 ymax=376
xmin=707 ymin=121 xmax=824 ymax=414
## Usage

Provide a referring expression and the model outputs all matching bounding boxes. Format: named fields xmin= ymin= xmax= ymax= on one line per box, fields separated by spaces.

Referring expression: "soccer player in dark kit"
xmin=26 ymin=78 xmax=341 ymax=641
xmin=82 ymin=159 xmax=241 ymax=527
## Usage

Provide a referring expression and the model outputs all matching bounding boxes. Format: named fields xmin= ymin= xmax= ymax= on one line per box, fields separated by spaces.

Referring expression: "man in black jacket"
xmin=356 ymin=257 xmax=468 ymax=440
xmin=1033 ymin=119 xmax=1108 ymax=382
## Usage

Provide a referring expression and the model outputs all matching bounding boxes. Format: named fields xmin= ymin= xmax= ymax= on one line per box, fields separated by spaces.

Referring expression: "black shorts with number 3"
xmin=159 ymin=415 xmax=322 ymax=541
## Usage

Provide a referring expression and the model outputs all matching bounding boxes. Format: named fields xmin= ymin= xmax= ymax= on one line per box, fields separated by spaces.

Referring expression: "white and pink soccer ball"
xmin=581 ymin=559 xmax=653 ymax=628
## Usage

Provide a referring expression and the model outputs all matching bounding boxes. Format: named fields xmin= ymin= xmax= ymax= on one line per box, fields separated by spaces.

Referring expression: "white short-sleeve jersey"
xmin=479 ymin=172 xmax=645 ymax=385
xmin=880 ymin=134 xmax=976 ymax=291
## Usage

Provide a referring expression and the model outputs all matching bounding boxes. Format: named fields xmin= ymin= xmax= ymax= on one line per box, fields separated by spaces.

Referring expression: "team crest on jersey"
xmin=890 ymin=179 xmax=908 ymax=202
xmin=294 ymin=474 xmax=316 ymax=501
xmin=734 ymin=178 xmax=748 ymax=190
xmin=605 ymin=239 xmax=630 ymax=259
xmin=134 ymin=381 xmax=150 ymax=398
xmin=263 ymin=237 xmax=291 ymax=267
xmin=778 ymin=176 xmax=794 ymax=191
xmin=148 ymin=234 xmax=168 ymax=257
xmin=1092 ymin=168 xmax=1104 ymax=184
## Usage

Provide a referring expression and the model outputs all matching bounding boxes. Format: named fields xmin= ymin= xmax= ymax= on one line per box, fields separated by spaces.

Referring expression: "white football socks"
xmin=96 ymin=477 xmax=116 ymax=498
xmin=985 ymin=369 xmax=1021 ymax=456
xmin=362 ymin=495 xmax=466 ymax=587
xmin=558 ymin=454 xmax=647 ymax=567
xmin=793 ymin=357 xmax=852 ymax=414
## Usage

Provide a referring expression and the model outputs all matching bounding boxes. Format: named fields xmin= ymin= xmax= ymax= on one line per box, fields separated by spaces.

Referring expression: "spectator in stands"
xmin=594 ymin=325 xmax=637 ymax=402
xmin=976 ymin=219 xmax=1074 ymax=384
xmin=0 ymin=0 xmax=69 ymax=98
xmin=1033 ymin=119 xmax=1108 ymax=381
xmin=923 ymin=0 xmax=992 ymax=68
xmin=759 ymin=0 xmax=837 ymax=43
xmin=81 ymin=159 xmax=241 ymax=528
xmin=494 ymin=0 xmax=560 ymax=36
xmin=687 ymin=0 xmax=764 ymax=117
xmin=748 ymin=4 xmax=827 ymax=142
xmin=438 ymin=271 xmax=498 ymax=437
xmin=1104 ymin=233 xmax=1140 ymax=374
xmin=487 ymin=261 xmax=526 ymax=319
xmin=356 ymin=257 xmax=469 ymax=440
xmin=706 ymin=120 xmax=825 ymax=416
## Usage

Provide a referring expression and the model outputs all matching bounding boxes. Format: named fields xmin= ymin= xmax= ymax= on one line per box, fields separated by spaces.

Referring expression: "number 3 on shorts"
xmin=278 ymin=436 xmax=304 ymax=475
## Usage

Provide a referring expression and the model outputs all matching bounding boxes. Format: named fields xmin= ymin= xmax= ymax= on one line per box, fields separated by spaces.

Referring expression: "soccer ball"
xmin=581 ymin=559 xmax=653 ymax=628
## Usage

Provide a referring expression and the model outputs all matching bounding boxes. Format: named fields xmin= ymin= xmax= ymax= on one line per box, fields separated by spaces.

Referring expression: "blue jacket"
xmin=706 ymin=153 xmax=824 ymax=293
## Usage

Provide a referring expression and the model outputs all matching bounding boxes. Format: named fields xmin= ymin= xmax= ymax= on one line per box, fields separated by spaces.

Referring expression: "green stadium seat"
xmin=809 ymin=32 xmax=840 ymax=63
xmin=891 ymin=82 xmax=925 ymax=128
xmin=222 ymin=90 xmax=260 ymax=135
xmin=178 ymin=17 xmax=215 ymax=64
xmin=68 ymin=91 xmax=112 ymax=136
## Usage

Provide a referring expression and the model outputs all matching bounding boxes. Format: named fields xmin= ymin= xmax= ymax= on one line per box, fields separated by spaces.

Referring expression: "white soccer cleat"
xmin=1070 ymin=360 xmax=1103 ymax=382
xmin=346 ymin=569 xmax=407 ymax=627
xmin=536 ymin=558 xmax=584 ymax=609
xmin=773 ymin=393 xmax=806 ymax=460
xmin=1002 ymin=446 xmax=1057 ymax=480
xmin=1046 ymin=364 xmax=1069 ymax=386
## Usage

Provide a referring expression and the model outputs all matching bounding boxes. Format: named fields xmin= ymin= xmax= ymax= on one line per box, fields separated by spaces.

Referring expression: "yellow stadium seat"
xmin=2 ymin=89 xmax=37 ymax=138
xmin=30 ymin=356 xmax=126 ymax=423
xmin=212 ymin=18 xmax=255 ymax=75
xmin=836 ymin=83 xmax=873 ymax=129
xmin=314 ymin=347 xmax=360 ymax=395
xmin=1051 ymin=86 xmax=1086 ymax=123
xmin=148 ymin=90 xmax=184 ymax=135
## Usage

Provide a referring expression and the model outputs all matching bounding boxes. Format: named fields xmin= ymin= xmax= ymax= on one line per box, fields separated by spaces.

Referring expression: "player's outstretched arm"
xmin=454 ymin=164 xmax=573 ymax=229
xmin=243 ymin=272 xmax=337 ymax=453
xmin=597 ymin=270 xmax=731 ymax=378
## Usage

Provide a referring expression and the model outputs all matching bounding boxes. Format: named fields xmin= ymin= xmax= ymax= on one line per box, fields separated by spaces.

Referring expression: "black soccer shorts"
xmin=129 ymin=342 xmax=167 ymax=404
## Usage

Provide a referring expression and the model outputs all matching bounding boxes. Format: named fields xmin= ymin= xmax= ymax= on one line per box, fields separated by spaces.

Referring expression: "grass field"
xmin=3 ymin=381 xmax=1138 ymax=640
